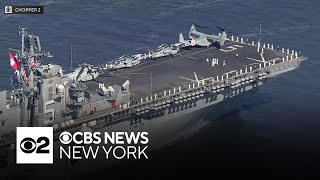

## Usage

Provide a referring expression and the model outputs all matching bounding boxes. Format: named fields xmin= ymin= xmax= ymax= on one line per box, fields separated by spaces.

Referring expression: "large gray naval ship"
xmin=0 ymin=25 xmax=306 ymax=167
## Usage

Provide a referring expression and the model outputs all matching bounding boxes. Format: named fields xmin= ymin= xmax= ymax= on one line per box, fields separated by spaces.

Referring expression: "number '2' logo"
xmin=20 ymin=137 xmax=50 ymax=154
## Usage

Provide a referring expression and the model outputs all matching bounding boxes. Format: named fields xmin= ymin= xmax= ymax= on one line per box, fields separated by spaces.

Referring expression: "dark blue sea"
xmin=0 ymin=0 xmax=319 ymax=178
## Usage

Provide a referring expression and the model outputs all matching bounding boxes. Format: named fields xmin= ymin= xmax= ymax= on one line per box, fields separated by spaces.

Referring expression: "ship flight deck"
xmin=85 ymin=40 xmax=287 ymax=100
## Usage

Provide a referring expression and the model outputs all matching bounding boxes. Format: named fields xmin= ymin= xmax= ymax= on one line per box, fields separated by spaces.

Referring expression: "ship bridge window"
xmin=34 ymin=70 xmax=42 ymax=76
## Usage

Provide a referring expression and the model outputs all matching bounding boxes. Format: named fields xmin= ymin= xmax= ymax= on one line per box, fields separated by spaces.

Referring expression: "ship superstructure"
xmin=0 ymin=28 xmax=127 ymax=141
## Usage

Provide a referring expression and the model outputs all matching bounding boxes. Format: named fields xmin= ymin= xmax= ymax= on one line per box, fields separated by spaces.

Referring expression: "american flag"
xmin=31 ymin=59 xmax=40 ymax=70
xmin=20 ymin=67 xmax=29 ymax=82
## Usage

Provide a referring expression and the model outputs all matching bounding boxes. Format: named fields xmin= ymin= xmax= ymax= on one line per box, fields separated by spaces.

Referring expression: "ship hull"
xmin=50 ymin=81 xmax=263 ymax=171
xmin=53 ymin=56 xmax=303 ymax=169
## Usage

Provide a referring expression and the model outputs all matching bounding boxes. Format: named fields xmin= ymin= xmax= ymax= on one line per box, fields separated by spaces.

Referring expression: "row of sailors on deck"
xmin=206 ymin=58 xmax=226 ymax=66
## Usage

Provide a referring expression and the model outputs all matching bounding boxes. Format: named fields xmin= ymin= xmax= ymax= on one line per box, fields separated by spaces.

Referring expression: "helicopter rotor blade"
xmin=216 ymin=26 xmax=233 ymax=35
xmin=193 ymin=24 xmax=208 ymax=28
xmin=216 ymin=26 xmax=226 ymax=32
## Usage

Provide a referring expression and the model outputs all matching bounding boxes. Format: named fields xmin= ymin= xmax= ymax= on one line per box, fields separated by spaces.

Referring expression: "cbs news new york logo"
xmin=16 ymin=127 xmax=53 ymax=164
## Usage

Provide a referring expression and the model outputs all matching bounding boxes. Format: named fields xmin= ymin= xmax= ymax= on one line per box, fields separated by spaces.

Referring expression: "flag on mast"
xmin=20 ymin=67 xmax=29 ymax=83
xmin=30 ymin=59 xmax=40 ymax=70
xmin=9 ymin=51 xmax=20 ymax=71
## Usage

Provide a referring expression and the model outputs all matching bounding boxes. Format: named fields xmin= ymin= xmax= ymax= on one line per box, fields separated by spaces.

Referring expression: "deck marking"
xmin=220 ymin=46 xmax=237 ymax=52
xmin=187 ymin=56 xmax=197 ymax=60
xmin=128 ymin=72 xmax=149 ymax=75
xmin=197 ymin=53 xmax=216 ymax=56
xmin=246 ymin=57 xmax=264 ymax=62
xmin=179 ymin=76 xmax=197 ymax=82
xmin=247 ymin=62 xmax=260 ymax=65
xmin=233 ymin=45 xmax=243 ymax=48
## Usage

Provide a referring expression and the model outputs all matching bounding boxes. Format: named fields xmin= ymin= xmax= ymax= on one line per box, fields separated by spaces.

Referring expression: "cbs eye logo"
xmin=20 ymin=137 xmax=50 ymax=154
xmin=16 ymin=127 xmax=53 ymax=164
xmin=59 ymin=132 xmax=72 ymax=144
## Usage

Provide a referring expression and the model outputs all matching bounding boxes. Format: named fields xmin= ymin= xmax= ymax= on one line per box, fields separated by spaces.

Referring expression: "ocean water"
xmin=0 ymin=0 xmax=320 ymax=178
